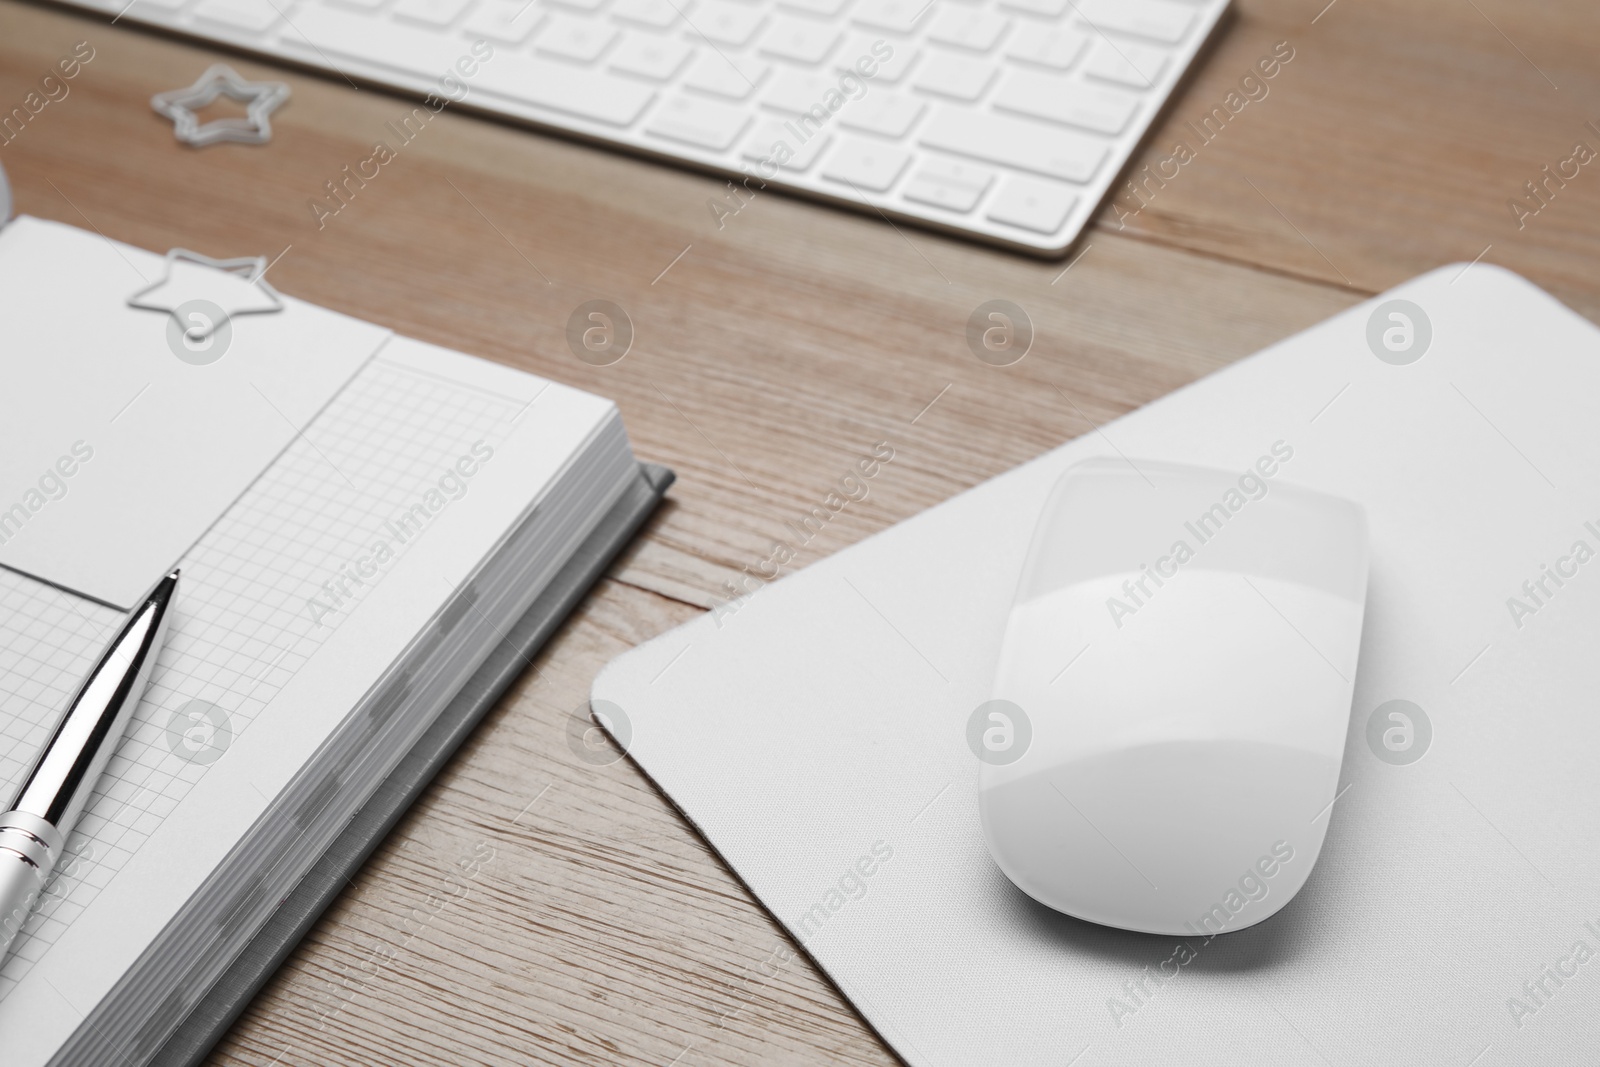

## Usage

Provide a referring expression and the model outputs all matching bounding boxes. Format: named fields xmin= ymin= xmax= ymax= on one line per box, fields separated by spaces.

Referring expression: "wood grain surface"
xmin=1 ymin=0 xmax=1597 ymax=1062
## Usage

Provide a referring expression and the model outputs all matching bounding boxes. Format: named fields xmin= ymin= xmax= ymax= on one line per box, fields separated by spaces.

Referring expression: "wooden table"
xmin=3 ymin=1 xmax=1598 ymax=1062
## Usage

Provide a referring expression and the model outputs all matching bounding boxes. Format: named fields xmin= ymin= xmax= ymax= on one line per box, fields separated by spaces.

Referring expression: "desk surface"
xmin=3 ymin=1 xmax=1599 ymax=1062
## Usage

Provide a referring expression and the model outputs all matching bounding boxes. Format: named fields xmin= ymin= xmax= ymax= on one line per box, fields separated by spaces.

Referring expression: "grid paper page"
xmin=0 ymin=355 xmax=524 ymax=998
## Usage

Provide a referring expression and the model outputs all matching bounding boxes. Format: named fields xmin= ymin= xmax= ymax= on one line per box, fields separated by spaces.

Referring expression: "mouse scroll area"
xmin=979 ymin=456 xmax=1369 ymax=936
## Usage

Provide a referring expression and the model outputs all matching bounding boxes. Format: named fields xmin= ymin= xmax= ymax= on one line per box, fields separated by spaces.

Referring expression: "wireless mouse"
xmin=978 ymin=453 xmax=1369 ymax=935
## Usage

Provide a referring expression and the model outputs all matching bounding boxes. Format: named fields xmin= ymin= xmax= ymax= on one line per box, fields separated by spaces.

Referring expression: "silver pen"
xmin=0 ymin=569 xmax=179 ymax=963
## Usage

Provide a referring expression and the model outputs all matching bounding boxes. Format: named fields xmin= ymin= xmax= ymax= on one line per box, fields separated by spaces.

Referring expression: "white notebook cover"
xmin=594 ymin=264 xmax=1600 ymax=1065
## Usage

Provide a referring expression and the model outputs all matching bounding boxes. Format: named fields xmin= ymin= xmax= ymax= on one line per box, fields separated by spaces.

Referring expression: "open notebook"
xmin=0 ymin=216 xmax=657 ymax=1066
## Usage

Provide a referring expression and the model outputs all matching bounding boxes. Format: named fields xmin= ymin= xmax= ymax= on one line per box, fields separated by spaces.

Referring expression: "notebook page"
xmin=0 ymin=341 xmax=616 ymax=1064
xmin=0 ymin=216 xmax=386 ymax=609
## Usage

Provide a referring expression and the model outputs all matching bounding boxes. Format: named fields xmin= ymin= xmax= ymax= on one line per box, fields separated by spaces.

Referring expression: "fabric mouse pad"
xmin=594 ymin=264 xmax=1599 ymax=1065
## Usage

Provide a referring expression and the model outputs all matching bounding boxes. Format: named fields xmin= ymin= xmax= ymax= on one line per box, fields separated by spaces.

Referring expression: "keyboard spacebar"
xmin=919 ymin=108 xmax=1108 ymax=184
xmin=279 ymin=9 xmax=655 ymax=127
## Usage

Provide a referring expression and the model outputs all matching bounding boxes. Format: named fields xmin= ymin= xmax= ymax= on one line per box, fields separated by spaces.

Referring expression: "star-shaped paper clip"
xmin=127 ymin=248 xmax=285 ymax=340
xmin=151 ymin=64 xmax=290 ymax=148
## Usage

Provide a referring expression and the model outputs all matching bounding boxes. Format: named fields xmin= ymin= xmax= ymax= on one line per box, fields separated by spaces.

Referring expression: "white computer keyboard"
xmin=64 ymin=0 xmax=1229 ymax=255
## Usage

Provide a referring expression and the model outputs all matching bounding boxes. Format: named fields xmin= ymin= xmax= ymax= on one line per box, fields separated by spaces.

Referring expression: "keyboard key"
xmin=547 ymin=0 xmax=607 ymax=11
xmin=537 ymin=14 xmax=619 ymax=60
xmin=689 ymin=0 xmax=765 ymax=45
xmin=836 ymin=32 xmax=917 ymax=83
xmin=925 ymin=7 xmax=1009 ymax=52
xmin=611 ymin=0 xmax=684 ymax=26
xmin=1004 ymin=23 xmax=1088 ymax=69
xmin=482 ymin=56 xmax=656 ymax=124
xmin=1083 ymin=40 xmax=1169 ymax=87
xmin=911 ymin=52 xmax=996 ymax=101
xmin=821 ymin=136 xmax=910 ymax=191
xmin=610 ymin=35 xmax=694 ymax=79
xmin=463 ymin=0 xmax=546 ymax=43
xmin=325 ymin=0 xmax=386 ymax=10
xmin=852 ymin=0 xmax=925 ymax=35
xmin=645 ymin=93 xmax=750 ymax=148
xmin=779 ymin=0 xmax=848 ymax=15
xmin=919 ymin=106 xmax=1106 ymax=182
xmin=283 ymin=6 xmax=468 ymax=68
xmin=681 ymin=50 xmax=769 ymax=98
xmin=758 ymin=15 xmax=841 ymax=63
xmin=193 ymin=0 xmax=281 ymax=31
xmin=741 ymin=119 xmax=831 ymax=171
xmin=838 ymin=91 xmax=923 ymax=137
xmin=392 ymin=0 xmax=472 ymax=26
xmin=760 ymin=68 xmax=838 ymax=113
xmin=903 ymin=156 xmax=992 ymax=212
xmin=1074 ymin=0 xmax=1193 ymax=44
xmin=994 ymin=69 xmax=1139 ymax=134
xmin=985 ymin=173 xmax=1077 ymax=232
xmin=285 ymin=8 xmax=657 ymax=125
xmin=999 ymin=0 xmax=1065 ymax=17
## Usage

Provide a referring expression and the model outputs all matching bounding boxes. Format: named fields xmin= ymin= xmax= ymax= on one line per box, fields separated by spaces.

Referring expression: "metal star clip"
xmin=127 ymin=248 xmax=285 ymax=340
xmin=151 ymin=64 xmax=290 ymax=148
xmin=0 ymin=157 xmax=12 ymax=228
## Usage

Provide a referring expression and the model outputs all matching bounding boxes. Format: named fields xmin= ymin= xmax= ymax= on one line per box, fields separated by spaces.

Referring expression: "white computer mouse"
xmin=978 ymin=453 xmax=1368 ymax=935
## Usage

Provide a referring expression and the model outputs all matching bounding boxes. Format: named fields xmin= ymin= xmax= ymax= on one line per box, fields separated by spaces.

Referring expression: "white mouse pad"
xmin=0 ymin=217 xmax=386 ymax=608
xmin=595 ymin=264 xmax=1600 ymax=1065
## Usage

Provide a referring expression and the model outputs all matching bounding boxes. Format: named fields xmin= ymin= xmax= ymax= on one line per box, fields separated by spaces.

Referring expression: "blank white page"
xmin=0 ymin=216 xmax=386 ymax=609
